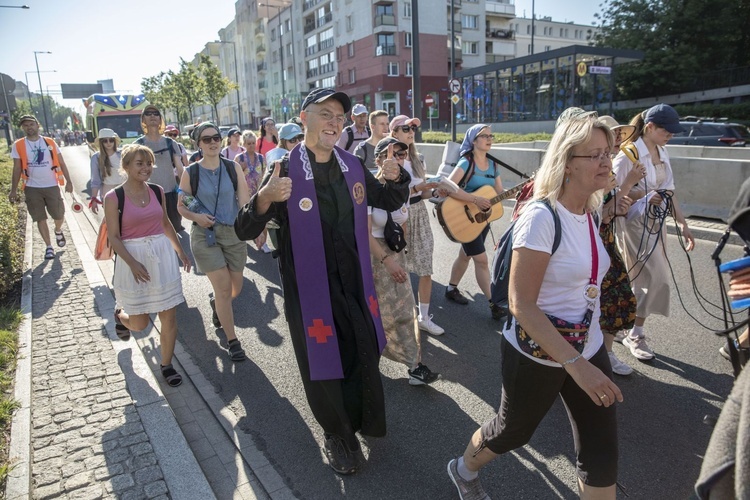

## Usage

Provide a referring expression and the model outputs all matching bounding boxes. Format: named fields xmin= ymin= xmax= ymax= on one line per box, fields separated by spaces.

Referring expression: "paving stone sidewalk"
xmin=5 ymin=214 xmax=213 ymax=500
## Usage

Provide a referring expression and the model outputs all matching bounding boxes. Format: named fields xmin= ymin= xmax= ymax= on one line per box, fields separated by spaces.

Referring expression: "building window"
xmin=485 ymin=41 xmax=493 ymax=54
xmin=545 ymin=45 xmax=551 ymax=51
xmin=346 ymin=15 xmax=353 ymax=32
xmin=527 ymin=44 xmax=532 ymax=54
xmin=387 ymin=62 xmax=399 ymax=76
xmin=405 ymin=62 xmax=412 ymax=76
xmin=403 ymin=1 xmax=411 ymax=18
xmin=271 ymin=27 xmax=276 ymax=41
xmin=461 ymin=41 xmax=478 ymax=55
xmin=349 ymin=68 xmax=356 ymax=84
xmin=526 ymin=24 xmax=530 ymax=35
xmin=461 ymin=14 xmax=478 ymax=30
xmin=404 ymin=32 xmax=412 ymax=47
xmin=376 ymin=33 xmax=395 ymax=55
xmin=348 ymin=42 xmax=354 ymax=57
xmin=322 ymin=76 xmax=335 ymax=87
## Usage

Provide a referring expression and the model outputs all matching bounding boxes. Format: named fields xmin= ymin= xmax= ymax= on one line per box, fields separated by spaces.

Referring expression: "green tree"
xmin=594 ymin=0 xmax=750 ymax=99
xmin=11 ymin=97 xmax=82 ymax=135
xmin=198 ymin=54 xmax=237 ymax=125
xmin=171 ymin=59 xmax=204 ymax=125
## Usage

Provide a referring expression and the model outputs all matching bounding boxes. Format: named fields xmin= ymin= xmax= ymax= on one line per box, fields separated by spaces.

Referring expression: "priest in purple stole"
xmin=235 ymin=88 xmax=410 ymax=475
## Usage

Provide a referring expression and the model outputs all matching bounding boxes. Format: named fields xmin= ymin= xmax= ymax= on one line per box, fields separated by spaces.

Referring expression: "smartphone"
xmin=205 ymin=227 xmax=217 ymax=247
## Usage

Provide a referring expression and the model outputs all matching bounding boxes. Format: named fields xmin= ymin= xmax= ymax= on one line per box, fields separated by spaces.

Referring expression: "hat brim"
xmin=374 ymin=138 xmax=408 ymax=156
xmin=662 ymin=123 xmax=685 ymax=134
xmin=613 ymin=124 xmax=636 ymax=142
xmin=305 ymin=91 xmax=351 ymax=114
xmin=405 ymin=117 xmax=421 ymax=127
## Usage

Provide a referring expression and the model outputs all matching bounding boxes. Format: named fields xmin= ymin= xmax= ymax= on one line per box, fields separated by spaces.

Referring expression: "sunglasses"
xmin=166 ymin=133 xmax=178 ymax=138
xmin=100 ymin=138 xmax=115 ymax=144
xmin=200 ymin=134 xmax=223 ymax=144
xmin=143 ymin=111 xmax=160 ymax=117
xmin=378 ymin=149 xmax=408 ymax=160
xmin=287 ymin=135 xmax=304 ymax=144
xmin=397 ymin=125 xmax=418 ymax=133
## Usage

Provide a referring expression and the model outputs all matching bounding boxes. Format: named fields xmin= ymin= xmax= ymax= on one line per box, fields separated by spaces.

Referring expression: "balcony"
xmin=486 ymin=28 xmax=514 ymax=40
xmin=319 ymin=62 xmax=335 ymax=75
xmin=305 ymin=45 xmax=317 ymax=56
xmin=257 ymin=62 xmax=268 ymax=73
xmin=304 ymin=21 xmax=316 ymax=34
xmin=448 ymin=20 xmax=462 ymax=33
xmin=258 ymin=80 xmax=267 ymax=89
xmin=486 ymin=54 xmax=512 ymax=64
xmin=255 ymin=23 xmax=264 ymax=36
xmin=307 ymin=68 xmax=319 ymax=78
xmin=256 ymin=43 xmax=267 ymax=55
xmin=317 ymin=12 xmax=333 ymax=27
xmin=319 ymin=38 xmax=334 ymax=50
xmin=259 ymin=99 xmax=269 ymax=108
xmin=374 ymin=14 xmax=396 ymax=27
xmin=448 ymin=47 xmax=463 ymax=62
xmin=303 ymin=0 xmax=323 ymax=12
xmin=373 ymin=0 xmax=394 ymax=3
xmin=447 ymin=0 xmax=461 ymax=7
xmin=486 ymin=0 xmax=515 ymax=18
xmin=375 ymin=44 xmax=397 ymax=56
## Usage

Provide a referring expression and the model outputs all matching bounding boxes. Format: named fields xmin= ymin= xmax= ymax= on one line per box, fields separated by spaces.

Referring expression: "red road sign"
xmin=425 ymin=95 xmax=434 ymax=107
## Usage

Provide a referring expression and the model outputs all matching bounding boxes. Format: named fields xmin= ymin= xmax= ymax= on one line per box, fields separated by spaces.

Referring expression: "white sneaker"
xmin=608 ymin=351 xmax=633 ymax=376
xmin=623 ymin=335 xmax=655 ymax=361
xmin=261 ymin=243 xmax=272 ymax=254
xmin=613 ymin=330 xmax=627 ymax=344
xmin=418 ymin=315 xmax=444 ymax=336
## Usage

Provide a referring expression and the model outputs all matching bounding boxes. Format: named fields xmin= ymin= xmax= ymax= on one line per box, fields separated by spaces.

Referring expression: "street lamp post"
xmin=217 ymin=41 xmax=242 ymax=126
xmin=33 ymin=50 xmax=51 ymax=133
xmin=24 ymin=70 xmax=56 ymax=114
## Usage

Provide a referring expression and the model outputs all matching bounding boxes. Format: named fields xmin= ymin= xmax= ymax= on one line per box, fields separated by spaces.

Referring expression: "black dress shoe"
xmin=323 ymin=435 xmax=360 ymax=475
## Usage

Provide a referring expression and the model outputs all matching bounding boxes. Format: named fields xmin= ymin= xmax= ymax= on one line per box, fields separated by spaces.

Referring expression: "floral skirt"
xmin=599 ymin=222 xmax=636 ymax=332
xmin=370 ymin=238 xmax=421 ymax=368
xmin=405 ymin=200 xmax=434 ymax=276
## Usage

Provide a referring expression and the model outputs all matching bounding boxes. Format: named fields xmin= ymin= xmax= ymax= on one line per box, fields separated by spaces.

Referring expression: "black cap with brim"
xmin=302 ymin=88 xmax=351 ymax=114
xmin=374 ymin=137 xmax=408 ymax=156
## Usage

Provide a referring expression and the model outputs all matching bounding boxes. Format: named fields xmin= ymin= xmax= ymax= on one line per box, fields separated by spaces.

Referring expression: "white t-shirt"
xmin=502 ymin=202 xmax=610 ymax=367
xmin=368 ymin=204 xmax=408 ymax=238
xmin=11 ymin=138 xmax=61 ymax=188
xmin=102 ymin=153 xmax=124 ymax=186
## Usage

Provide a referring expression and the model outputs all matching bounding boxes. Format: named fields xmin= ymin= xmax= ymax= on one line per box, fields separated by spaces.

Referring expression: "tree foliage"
xmin=199 ymin=54 xmax=237 ymax=124
xmin=11 ymin=97 xmax=82 ymax=134
xmin=594 ymin=0 xmax=750 ymax=99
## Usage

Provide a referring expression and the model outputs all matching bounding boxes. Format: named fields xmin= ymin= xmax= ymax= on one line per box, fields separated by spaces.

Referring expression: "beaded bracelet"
xmin=561 ymin=353 xmax=582 ymax=367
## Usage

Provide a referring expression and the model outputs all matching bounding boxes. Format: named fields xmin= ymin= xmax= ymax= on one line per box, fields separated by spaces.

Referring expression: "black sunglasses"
xmin=287 ymin=135 xmax=304 ymax=144
xmin=100 ymin=138 xmax=115 ymax=144
xmin=200 ymin=134 xmax=222 ymax=144
xmin=397 ymin=125 xmax=418 ymax=133
xmin=143 ymin=111 xmax=161 ymax=117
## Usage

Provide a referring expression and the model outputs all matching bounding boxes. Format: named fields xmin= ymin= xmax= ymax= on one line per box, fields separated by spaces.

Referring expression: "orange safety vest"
xmin=14 ymin=137 xmax=64 ymax=190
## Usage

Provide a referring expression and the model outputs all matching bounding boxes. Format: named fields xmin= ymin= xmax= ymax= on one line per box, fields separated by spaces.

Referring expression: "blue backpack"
xmin=490 ymin=200 xmax=561 ymax=317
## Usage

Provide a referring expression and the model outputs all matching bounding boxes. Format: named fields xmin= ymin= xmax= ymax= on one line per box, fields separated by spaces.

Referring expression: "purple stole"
xmin=286 ymin=144 xmax=387 ymax=381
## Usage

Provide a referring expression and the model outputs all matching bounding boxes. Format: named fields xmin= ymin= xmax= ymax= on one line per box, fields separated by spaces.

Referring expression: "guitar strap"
xmin=487 ymin=153 xmax=530 ymax=179
xmin=459 ymin=152 xmax=530 ymax=189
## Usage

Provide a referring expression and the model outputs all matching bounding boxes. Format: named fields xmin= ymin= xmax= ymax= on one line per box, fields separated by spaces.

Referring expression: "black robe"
xmin=235 ymin=147 xmax=410 ymax=449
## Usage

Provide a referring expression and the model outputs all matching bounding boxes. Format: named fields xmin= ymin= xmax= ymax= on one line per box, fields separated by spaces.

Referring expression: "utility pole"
xmin=411 ymin=0 xmax=422 ymax=143
xmin=450 ymin=0 xmax=456 ymax=143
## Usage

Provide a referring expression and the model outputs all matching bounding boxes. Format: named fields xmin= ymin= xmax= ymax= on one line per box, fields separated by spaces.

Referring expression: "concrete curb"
xmin=5 ymin=214 xmax=34 ymax=500
xmin=66 ymin=207 xmax=215 ymax=499
xmin=666 ymin=219 xmax=743 ymax=247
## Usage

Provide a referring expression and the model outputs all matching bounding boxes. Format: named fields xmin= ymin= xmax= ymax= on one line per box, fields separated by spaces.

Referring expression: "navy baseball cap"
xmin=644 ymin=104 xmax=684 ymax=134
xmin=374 ymin=136 xmax=408 ymax=157
xmin=302 ymin=88 xmax=351 ymax=114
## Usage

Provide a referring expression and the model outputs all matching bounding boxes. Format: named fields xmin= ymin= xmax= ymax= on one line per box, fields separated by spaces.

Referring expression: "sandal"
xmin=114 ymin=308 xmax=131 ymax=341
xmin=227 ymin=339 xmax=246 ymax=362
xmin=160 ymin=364 xmax=183 ymax=387
xmin=209 ymin=296 xmax=222 ymax=328
xmin=44 ymin=247 xmax=55 ymax=260
xmin=54 ymin=231 xmax=66 ymax=247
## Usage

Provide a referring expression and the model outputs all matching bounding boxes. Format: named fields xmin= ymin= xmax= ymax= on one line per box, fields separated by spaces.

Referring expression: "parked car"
xmin=669 ymin=121 xmax=750 ymax=147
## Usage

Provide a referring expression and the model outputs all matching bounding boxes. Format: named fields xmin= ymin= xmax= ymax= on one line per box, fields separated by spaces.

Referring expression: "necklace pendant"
xmin=584 ymin=284 xmax=599 ymax=301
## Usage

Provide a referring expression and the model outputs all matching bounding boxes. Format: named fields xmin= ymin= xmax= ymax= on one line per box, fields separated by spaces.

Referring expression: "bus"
xmin=84 ymin=93 xmax=149 ymax=143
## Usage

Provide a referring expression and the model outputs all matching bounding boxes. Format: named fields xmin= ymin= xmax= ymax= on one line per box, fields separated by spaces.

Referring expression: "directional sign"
xmin=449 ymin=78 xmax=461 ymax=94
xmin=425 ymin=94 xmax=434 ymax=107
xmin=589 ymin=66 xmax=612 ymax=75
xmin=451 ymin=95 xmax=460 ymax=105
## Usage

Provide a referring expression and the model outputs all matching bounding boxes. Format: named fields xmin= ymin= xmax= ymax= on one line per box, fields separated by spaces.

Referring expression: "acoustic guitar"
xmin=436 ymin=179 xmax=532 ymax=243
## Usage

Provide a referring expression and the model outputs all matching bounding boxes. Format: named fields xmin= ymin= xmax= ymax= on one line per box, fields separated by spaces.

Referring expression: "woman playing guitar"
xmin=444 ymin=124 xmax=506 ymax=320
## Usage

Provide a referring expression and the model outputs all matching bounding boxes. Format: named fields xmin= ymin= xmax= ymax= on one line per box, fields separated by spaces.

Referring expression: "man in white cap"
xmin=336 ymin=103 xmax=370 ymax=153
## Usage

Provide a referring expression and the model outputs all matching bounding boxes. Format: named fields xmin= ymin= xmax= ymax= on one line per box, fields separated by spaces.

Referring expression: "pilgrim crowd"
xmin=11 ymin=86 xmax=746 ymax=499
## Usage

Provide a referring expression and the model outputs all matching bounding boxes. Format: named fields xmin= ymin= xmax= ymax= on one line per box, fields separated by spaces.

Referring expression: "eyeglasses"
xmin=143 ymin=111 xmax=160 ymax=117
xmin=200 ymin=134 xmax=223 ymax=144
xmin=475 ymin=133 xmax=493 ymax=140
xmin=100 ymin=138 xmax=115 ymax=144
xmin=397 ymin=125 xmax=418 ymax=133
xmin=287 ymin=135 xmax=304 ymax=144
xmin=571 ymin=152 xmax=617 ymax=162
xmin=307 ymin=110 xmax=346 ymax=124
xmin=378 ymin=149 xmax=408 ymax=160
xmin=165 ymin=133 xmax=178 ymax=138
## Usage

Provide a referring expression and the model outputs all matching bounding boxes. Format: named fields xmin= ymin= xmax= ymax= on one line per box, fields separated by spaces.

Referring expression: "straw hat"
xmin=598 ymin=115 xmax=636 ymax=143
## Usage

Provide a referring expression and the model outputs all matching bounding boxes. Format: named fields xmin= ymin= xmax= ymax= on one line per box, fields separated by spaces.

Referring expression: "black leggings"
xmin=480 ymin=337 xmax=618 ymax=487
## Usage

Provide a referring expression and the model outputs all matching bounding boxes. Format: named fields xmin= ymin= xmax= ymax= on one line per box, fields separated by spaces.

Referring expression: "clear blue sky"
xmin=1 ymin=0 xmax=600 ymax=115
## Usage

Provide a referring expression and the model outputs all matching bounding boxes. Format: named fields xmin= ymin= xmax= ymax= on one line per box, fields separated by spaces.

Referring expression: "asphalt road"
xmin=64 ymin=144 xmax=744 ymax=499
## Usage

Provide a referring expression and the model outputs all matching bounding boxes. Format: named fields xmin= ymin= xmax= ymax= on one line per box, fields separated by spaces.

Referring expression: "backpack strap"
xmin=539 ymin=199 xmax=562 ymax=255
xmin=457 ymin=153 xmax=476 ymax=189
xmin=188 ymin=160 xmax=238 ymax=196
xmin=220 ymin=157 xmax=239 ymax=192
xmin=116 ymin=186 xmax=125 ymax=233
xmin=147 ymin=183 xmax=163 ymax=206
xmin=344 ymin=126 xmax=355 ymax=151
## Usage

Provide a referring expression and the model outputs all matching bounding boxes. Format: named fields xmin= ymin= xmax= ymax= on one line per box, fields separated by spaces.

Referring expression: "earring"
xmin=565 ymin=176 xmax=570 ymax=184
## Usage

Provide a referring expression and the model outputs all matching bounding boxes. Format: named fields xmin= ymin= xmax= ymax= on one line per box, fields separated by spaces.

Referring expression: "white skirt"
xmin=114 ymin=233 xmax=185 ymax=315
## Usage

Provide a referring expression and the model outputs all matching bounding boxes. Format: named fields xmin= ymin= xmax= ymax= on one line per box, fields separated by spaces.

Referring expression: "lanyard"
xmin=584 ymin=213 xmax=600 ymax=304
